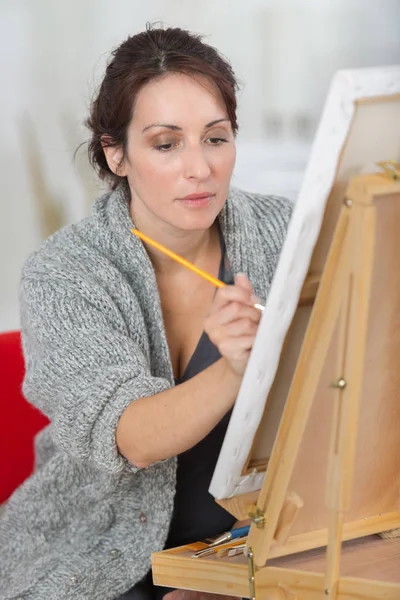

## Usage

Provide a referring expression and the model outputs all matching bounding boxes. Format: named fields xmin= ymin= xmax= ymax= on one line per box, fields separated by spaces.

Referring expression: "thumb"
xmin=234 ymin=272 xmax=254 ymax=295
xmin=234 ymin=273 xmax=260 ymax=305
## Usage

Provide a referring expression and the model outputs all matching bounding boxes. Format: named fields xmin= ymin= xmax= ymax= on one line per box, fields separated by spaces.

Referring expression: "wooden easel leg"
xmin=324 ymin=202 xmax=376 ymax=599
xmin=324 ymin=254 xmax=352 ymax=598
xmin=325 ymin=509 xmax=344 ymax=599
xmin=248 ymin=206 xmax=352 ymax=567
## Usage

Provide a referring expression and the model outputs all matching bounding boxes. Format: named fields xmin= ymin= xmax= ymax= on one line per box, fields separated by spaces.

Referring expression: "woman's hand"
xmin=204 ymin=273 xmax=261 ymax=376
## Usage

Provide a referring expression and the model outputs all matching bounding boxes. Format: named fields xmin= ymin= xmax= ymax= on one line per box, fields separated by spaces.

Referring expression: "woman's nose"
xmin=183 ymin=146 xmax=211 ymax=180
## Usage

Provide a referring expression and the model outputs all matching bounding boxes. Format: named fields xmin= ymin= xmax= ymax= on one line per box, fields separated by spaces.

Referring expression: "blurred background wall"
xmin=1 ymin=0 xmax=400 ymax=331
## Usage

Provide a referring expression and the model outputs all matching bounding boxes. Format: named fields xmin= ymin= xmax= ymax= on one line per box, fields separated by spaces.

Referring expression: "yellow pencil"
xmin=132 ymin=228 xmax=264 ymax=312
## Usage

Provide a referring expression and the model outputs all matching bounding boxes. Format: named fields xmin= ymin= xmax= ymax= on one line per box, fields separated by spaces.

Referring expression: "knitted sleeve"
xmin=19 ymin=276 xmax=171 ymax=475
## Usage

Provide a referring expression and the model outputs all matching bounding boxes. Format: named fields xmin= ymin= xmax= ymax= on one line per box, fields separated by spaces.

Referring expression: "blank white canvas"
xmin=210 ymin=65 xmax=400 ymax=500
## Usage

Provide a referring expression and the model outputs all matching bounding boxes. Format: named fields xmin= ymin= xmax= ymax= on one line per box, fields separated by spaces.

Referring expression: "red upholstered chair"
xmin=0 ymin=331 xmax=50 ymax=505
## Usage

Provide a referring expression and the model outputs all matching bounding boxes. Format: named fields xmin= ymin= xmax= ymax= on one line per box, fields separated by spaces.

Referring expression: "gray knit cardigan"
xmin=0 ymin=185 xmax=292 ymax=600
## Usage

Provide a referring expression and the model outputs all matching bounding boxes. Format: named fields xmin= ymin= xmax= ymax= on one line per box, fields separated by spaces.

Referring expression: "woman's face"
xmin=106 ymin=73 xmax=236 ymax=234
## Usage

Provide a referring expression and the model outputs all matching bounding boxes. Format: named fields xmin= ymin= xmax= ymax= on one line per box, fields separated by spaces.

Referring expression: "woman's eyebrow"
xmin=141 ymin=118 xmax=230 ymax=133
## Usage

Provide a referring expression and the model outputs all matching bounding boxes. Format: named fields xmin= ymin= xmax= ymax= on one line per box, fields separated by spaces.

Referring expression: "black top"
xmin=164 ymin=228 xmax=236 ymax=548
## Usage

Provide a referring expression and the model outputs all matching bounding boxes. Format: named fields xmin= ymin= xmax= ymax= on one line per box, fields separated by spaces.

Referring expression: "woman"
xmin=0 ymin=25 xmax=292 ymax=600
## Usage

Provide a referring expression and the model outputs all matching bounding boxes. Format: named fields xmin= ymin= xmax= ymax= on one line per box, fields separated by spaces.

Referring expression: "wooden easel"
xmin=152 ymin=169 xmax=400 ymax=600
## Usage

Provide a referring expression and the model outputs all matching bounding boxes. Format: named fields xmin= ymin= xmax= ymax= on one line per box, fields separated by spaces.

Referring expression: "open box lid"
xmin=208 ymin=66 xmax=400 ymax=565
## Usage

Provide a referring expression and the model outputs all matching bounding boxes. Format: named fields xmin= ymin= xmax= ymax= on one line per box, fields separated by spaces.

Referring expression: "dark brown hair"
xmin=86 ymin=24 xmax=239 ymax=189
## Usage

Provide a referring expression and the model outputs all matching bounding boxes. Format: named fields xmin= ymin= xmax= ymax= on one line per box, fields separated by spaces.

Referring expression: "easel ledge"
xmin=153 ymin=535 xmax=400 ymax=599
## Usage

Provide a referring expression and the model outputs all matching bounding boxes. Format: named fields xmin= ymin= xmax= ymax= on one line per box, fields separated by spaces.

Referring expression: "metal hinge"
xmin=376 ymin=160 xmax=400 ymax=181
xmin=248 ymin=507 xmax=266 ymax=529
xmin=246 ymin=546 xmax=256 ymax=600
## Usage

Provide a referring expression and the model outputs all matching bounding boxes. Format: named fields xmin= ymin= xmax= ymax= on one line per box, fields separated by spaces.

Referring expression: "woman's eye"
xmin=153 ymin=137 xmax=228 ymax=151
xmin=154 ymin=143 xmax=176 ymax=152
xmin=207 ymin=137 xmax=228 ymax=145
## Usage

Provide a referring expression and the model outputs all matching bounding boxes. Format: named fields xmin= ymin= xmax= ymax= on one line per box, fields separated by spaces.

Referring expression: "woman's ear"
xmin=101 ymin=136 xmax=126 ymax=176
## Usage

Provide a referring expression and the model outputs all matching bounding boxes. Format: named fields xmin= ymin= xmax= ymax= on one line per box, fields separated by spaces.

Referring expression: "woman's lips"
xmin=178 ymin=194 xmax=215 ymax=207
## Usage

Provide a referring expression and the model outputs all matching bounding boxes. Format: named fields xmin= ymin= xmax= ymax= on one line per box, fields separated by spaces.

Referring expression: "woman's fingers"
xmin=209 ymin=323 xmax=259 ymax=353
xmin=217 ymin=335 xmax=255 ymax=356
xmin=204 ymin=273 xmax=261 ymax=376
xmin=210 ymin=273 xmax=258 ymax=314
xmin=205 ymin=302 xmax=260 ymax=332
